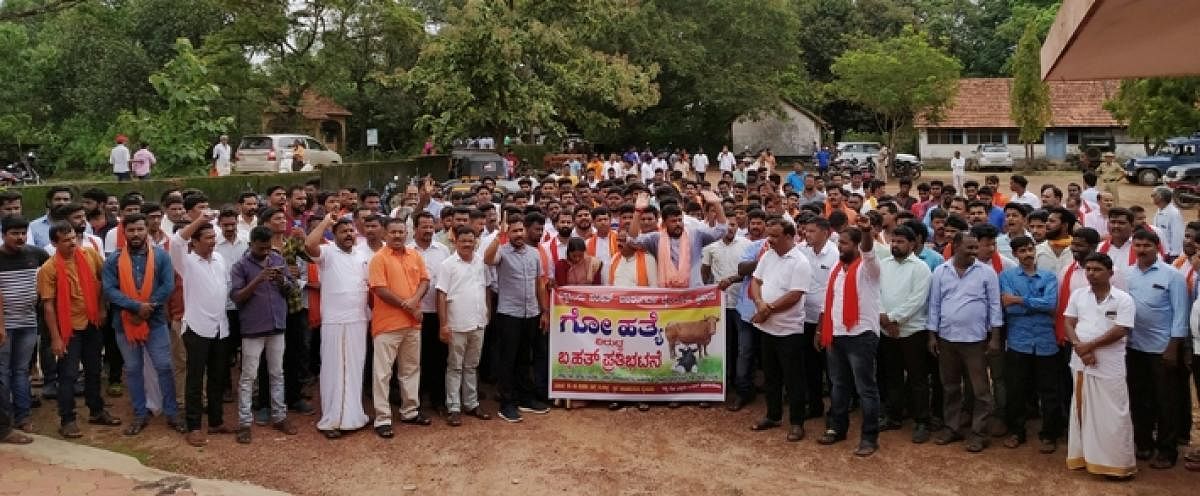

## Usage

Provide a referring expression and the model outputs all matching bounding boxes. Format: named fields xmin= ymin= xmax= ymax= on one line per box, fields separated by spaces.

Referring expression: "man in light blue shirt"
xmin=997 ymin=235 xmax=1062 ymax=452
xmin=927 ymin=232 xmax=1003 ymax=452
xmin=1123 ymin=230 xmax=1189 ymax=467
xmin=902 ymin=220 xmax=943 ymax=272
xmin=727 ymin=211 xmax=768 ymax=410
xmin=30 ymin=186 xmax=75 ymax=248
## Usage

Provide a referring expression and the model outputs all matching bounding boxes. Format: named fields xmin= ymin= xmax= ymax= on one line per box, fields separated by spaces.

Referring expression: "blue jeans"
xmin=114 ymin=325 xmax=178 ymax=419
xmin=114 ymin=172 xmax=131 ymax=182
xmin=826 ymin=332 xmax=881 ymax=443
xmin=733 ymin=318 xmax=759 ymax=399
xmin=0 ymin=327 xmax=37 ymax=424
xmin=56 ymin=326 xmax=105 ymax=424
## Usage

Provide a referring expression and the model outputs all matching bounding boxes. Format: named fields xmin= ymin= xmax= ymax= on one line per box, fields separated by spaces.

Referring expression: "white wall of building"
xmin=918 ymin=129 xmax=1146 ymax=161
xmin=732 ymin=102 xmax=822 ymax=158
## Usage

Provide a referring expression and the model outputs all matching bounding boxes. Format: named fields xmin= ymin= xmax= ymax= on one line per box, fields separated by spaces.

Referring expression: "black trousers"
xmin=224 ymin=309 xmax=241 ymax=394
xmin=182 ymin=327 xmax=230 ymax=431
xmin=259 ymin=311 xmax=307 ymax=408
xmin=492 ymin=313 xmax=539 ymax=407
xmin=1004 ymin=350 xmax=1063 ymax=441
xmin=881 ymin=331 xmax=931 ymax=424
xmin=532 ymin=326 xmax=550 ymax=402
xmin=1126 ymin=348 xmax=1184 ymax=460
xmin=760 ymin=330 xmax=806 ymax=425
xmin=800 ymin=322 xmax=826 ymax=416
xmin=101 ymin=305 xmax=123 ymax=385
xmin=419 ymin=312 xmax=447 ymax=410
xmin=55 ymin=325 xmax=104 ymax=424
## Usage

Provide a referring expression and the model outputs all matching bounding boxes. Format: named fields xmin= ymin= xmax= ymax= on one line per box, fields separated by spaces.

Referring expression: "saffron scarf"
xmin=1048 ymin=235 xmax=1072 ymax=251
xmin=1099 ymin=239 xmax=1136 ymax=265
xmin=1177 ymin=257 xmax=1197 ymax=298
xmin=1053 ymin=262 xmax=1078 ymax=344
xmin=117 ymin=248 xmax=156 ymax=343
xmin=586 ymin=232 xmax=618 ymax=258
xmin=53 ymin=250 xmax=100 ymax=342
xmin=819 ymin=257 xmax=862 ymax=347
xmin=608 ymin=252 xmax=649 ymax=287
xmin=989 ymin=252 xmax=1003 ymax=274
xmin=657 ymin=228 xmax=691 ymax=288
xmin=536 ymin=244 xmax=551 ymax=281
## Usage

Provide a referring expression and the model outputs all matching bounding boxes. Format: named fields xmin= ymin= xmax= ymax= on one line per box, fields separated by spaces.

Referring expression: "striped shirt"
xmin=0 ymin=245 xmax=50 ymax=329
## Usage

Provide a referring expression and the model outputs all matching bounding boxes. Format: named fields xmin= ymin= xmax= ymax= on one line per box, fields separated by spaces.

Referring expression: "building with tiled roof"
xmin=915 ymin=78 xmax=1141 ymax=162
xmin=262 ymin=89 xmax=352 ymax=152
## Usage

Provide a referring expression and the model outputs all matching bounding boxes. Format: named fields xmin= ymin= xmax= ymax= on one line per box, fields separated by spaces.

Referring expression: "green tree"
xmin=830 ymin=27 xmax=961 ymax=161
xmin=1104 ymin=78 xmax=1200 ymax=154
xmin=407 ymin=0 xmax=659 ymax=150
xmin=1009 ymin=21 xmax=1051 ymax=172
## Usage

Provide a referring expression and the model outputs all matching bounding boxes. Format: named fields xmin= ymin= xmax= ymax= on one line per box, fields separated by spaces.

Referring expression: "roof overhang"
xmin=1041 ymin=0 xmax=1200 ymax=80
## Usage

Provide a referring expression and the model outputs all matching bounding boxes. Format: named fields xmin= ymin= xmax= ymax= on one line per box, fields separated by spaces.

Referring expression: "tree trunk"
xmin=1024 ymin=142 xmax=1034 ymax=174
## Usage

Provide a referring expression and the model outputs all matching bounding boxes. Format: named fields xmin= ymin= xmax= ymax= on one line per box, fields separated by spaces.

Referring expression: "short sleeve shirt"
xmin=368 ymin=246 xmax=428 ymax=333
xmin=37 ymin=249 xmax=104 ymax=330
xmin=751 ymin=245 xmax=812 ymax=336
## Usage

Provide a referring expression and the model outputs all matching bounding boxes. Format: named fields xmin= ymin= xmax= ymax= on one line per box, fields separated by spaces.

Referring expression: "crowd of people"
xmin=0 ymin=152 xmax=1197 ymax=480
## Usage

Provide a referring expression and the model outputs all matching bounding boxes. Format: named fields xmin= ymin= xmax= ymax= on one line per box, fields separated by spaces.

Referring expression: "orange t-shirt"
xmin=367 ymin=246 xmax=429 ymax=334
xmin=37 ymin=249 xmax=104 ymax=331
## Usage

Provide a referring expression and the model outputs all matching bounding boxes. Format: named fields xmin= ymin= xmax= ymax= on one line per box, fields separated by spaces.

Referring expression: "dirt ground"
xmin=20 ymin=171 xmax=1200 ymax=496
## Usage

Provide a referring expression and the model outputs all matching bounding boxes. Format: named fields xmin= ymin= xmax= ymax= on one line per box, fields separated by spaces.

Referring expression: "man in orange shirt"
xmin=367 ymin=218 xmax=431 ymax=438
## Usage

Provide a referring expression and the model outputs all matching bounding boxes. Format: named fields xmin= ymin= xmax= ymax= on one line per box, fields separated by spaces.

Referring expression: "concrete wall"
xmin=731 ymin=103 xmax=822 ymax=158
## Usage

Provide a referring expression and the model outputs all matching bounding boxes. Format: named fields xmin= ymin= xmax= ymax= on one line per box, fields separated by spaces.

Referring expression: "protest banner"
xmin=549 ymin=285 xmax=725 ymax=401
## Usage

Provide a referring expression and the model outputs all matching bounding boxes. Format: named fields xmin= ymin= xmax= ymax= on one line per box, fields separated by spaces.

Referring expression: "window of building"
xmin=966 ymin=128 xmax=1008 ymax=144
xmin=927 ymin=129 xmax=964 ymax=145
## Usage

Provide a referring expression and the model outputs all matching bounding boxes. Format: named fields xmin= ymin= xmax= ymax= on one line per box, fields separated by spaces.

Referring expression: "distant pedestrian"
xmin=110 ymin=135 xmax=131 ymax=182
xmin=131 ymin=143 xmax=156 ymax=181
xmin=211 ymin=135 xmax=232 ymax=177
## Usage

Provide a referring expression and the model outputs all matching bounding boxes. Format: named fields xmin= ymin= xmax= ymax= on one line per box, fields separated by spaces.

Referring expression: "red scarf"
xmin=942 ymin=242 xmax=954 ymax=260
xmin=307 ymin=261 xmax=322 ymax=328
xmin=820 ymin=257 xmax=861 ymax=347
xmin=117 ymin=248 xmax=156 ymax=343
xmin=53 ymin=249 xmax=100 ymax=342
xmin=1099 ymin=238 xmax=1136 ymax=265
xmin=988 ymin=252 xmax=1003 ymax=274
xmin=1053 ymin=262 xmax=1077 ymax=344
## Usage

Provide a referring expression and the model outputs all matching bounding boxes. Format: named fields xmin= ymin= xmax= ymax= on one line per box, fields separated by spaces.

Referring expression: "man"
xmin=1040 ymin=185 xmax=1064 ymax=209
xmin=0 ymin=191 xmax=21 ymax=219
xmin=950 ymin=150 xmax=966 ymax=192
xmin=436 ymin=226 xmax=493 ymax=426
xmin=1124 ymin=230 xmax=1188 ymax=468
xmin=1099 ymin=207 xmax=1139 ymax=268
xmin=483 ymin=217 xmax=550 ymax=423
xmin=101 ymin=213 xmax=184 ymax=436
xmin=1151 ymin=187 xmax=1184 ymax=259
xmin=110 ymin=135 xmax=131 ymax=181
xmin=905 ymin=220 xmax=944 ymax=273
xmin=629 ymin=192 xmax=727 ymax=288
xmin=543 ymin=211 xmax=573 ymax=264
xmin=1096 ymin=151 xmax=1124 ymax=204
xmin=823 ymin=188 xmax=857 ymax=225
xmin=211 ymin=135 xmax=232 ymax=176
xmin=30 ymin=187 xmax=73 ymax=249
xmin=411 ymin=212 xmax=451 ymax=414
xmin=1035 ymin=207 xmax=1076 ymax=274
xmin=214 ymin=210 xmax=247 ymax=400
xmin=606 ymin=230 xmax=658 ymax=287
xmin=235 ymin=192 xmax=259 ymax=239
xmin=878 ymin=225 xmax=934 ymax=443
xmin=0 ymin=217 xmax=47 ymax=438
xmin=718 ymin=146 xmax=737 ymax=175
xmin=996 ymin=203 xmax=1030 ymax=259
xmin=705 ymin=219 xmax=750 ymax=408
xmin=585 ymin=207 xmax=617 ymax=264
xmin=998 ymin=236 xmax=1063 ymax=453
xmin=815 ymin=225 xmax=880 ymax=457
xmin=927 ymin=233 xmax=1003 ymax=452
xmin=230 ymin=226 xmax=299 ymax=444
xmin=692 ymin=147 xmax=709 ymax=182
xmin=1008 ymin=175 xmax=1041 ymax=209
xmin=305 ymin=214 xmax=372 ymax=438
xmin=39 ymin=222 xmax=119 ymax=438
xmin=977 ymin=187 xmax=1006 ymax=231
xmin=1083 ymin=192 xmax=1113 ymax=238
xmin=1063 ymin=252 xmax=1136 ymax=478
xmin=747 ymin=217 xmax=811 ymax=442
xmin=368 ymin=218 xmax=432 ymax=436
xmin=261 ymin=207 xmax=316 ymax=416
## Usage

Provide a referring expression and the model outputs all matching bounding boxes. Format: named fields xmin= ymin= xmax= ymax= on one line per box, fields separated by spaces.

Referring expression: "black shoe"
xmin=123 ymin=417 xmax=149 ymax=436
xmin=750 ymin=418 xmax=781 ymax=431
xmin=1135 ymin=449 xmax=1154 ymax=461
xmin=817 ymin=429 xmax=846 ymax=445
xmin=289 ymin=400 xmax=316 ymax=416
xmin=497 ymin=404 xmax=523 ymax=423
xmin=912 ymin=423 xmax=931 ymax=444
xmin=518 ymin=400 xmax=551 ymax=414
xmin=879 ymin=417 xmax=902 ymax=431
xmin=726 ymin=397 xmax=751 ymax=412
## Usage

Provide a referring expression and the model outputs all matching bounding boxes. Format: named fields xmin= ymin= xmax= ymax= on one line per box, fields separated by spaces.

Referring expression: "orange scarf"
xmin=1099 ymin=238 xmax=1136 ymax=265
xmin=1177 ymin=257 xmax=1197 ymax=298
xmin=657 ymin=228 xmax=691 ymax=288
xmin=536 ymin=244 xmax=551 ymax=281
xmin=307 ymin=261 xmax=322 ymax=328
xmin=1053 ymin=262 xmax=1078 ymax=344
xmin=609 ymin=252 xmax=649 ymax=287
xmin=988 ymin=252 xmax=1003 ymax=274
xmin=117 ymin=248 xmax=156 ymax=343
xmin=1048 ymin=235 xmax=1072 ymax=251
xmin=820 ymin=257 xmax=861 ymax=347
xmin=942 ymin=243 xmax=954 ymax=260
xmin=586 ymin=232 xmax=618 ymax=258
xmin=115 ymin=221 xmax=126 ymax=251
xmin=53 ymin=250 xmax=100 ymax=342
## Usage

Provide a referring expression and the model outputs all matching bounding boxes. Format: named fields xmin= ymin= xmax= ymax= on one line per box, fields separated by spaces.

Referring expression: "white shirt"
xmin=109 ymin=144 xmax=130 ymax=173
xmin=751 ymin=245 xmax=812 ymax=336
xmin=702 ymin=237 xmax=750 ymax=308
xmin=692 ymin=153 xmax=709 ymax=173
xmin=436 ymin=252 xmax=490 ymax=332
xmin=640 ymin=162 xmax=655 ymax=182
xmin=717 ymin=151 xmax=736 ymax=172
xmin=169 ymin=233 xmax=230 ymax=339
xmin=212 ymin=143 xmax=232 ymax=164
xmin=800 ymin=240 xmax=839 ymax=324
xmin=215 ymin=234 xmax=249 ymax=310
xmin=1081 ymin=187 xmax=1100 ymax=206
xmin=950 ymin=156 xmax=966 ymax=173
xmin=1034 ymin=241 xmax=1073 ymax=275
xmin=1153 ymin=203 xmax=1185 ymax=256
xmin=412 ymin=241 xmax=451 ymax=313
xmin=317 ymin=243 xmax=372 ymax=324
xmin=1065 ymin=286 xmax=1134 ymax=379
xmin=236 ymin=215 xmax=258 ymax=240
xmin=880 ymin=252 xmax=933 ymax=337
xmin=1010 ymin=190 xmax=1041 ymax=209
xmin=604 ymin=252 xmax=659 ymax=287
xmin=1083 ymin=209 xmax=1109 ymax=238
xmin=830 ymin=249 xmax=882 ymax=336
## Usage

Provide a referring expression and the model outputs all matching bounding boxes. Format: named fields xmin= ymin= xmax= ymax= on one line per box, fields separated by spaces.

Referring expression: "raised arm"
xmin=305 ymin=213 xmax=336 ymax=259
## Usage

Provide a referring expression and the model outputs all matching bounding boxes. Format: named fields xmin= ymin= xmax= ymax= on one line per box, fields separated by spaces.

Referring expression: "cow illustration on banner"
xmin=548 ymin=285 xmax=725 ymax=401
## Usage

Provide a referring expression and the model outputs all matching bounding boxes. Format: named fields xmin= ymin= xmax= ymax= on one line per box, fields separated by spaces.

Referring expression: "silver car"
xmin=973 ymin=143 xmax=1014 ymax=171
xmin=234 ymin=134 xmax=342 ymax=174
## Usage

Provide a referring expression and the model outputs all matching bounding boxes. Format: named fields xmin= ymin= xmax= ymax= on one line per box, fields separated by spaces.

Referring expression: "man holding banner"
xmin=747 ymin=216 xmax=811 ymax=442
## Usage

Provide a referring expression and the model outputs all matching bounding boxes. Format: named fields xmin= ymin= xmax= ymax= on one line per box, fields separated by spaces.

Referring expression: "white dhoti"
xmin=1067 ymin=370 xmax=1137 ymax=477
xmin=317 ymin=321 xmax=370 ymax=431
xmin=215 ymin=159 xmax=231 ymax=176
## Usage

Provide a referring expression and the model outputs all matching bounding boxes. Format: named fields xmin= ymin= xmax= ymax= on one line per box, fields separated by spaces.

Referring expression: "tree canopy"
xmin=1009 ymin=21 xmax=1051 ymax=171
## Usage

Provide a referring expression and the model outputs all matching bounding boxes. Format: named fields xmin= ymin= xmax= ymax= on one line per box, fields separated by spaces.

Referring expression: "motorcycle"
xmin=0 ymin=152 xmax=41 ymax=186
xmin=889 ymin=159 xmax=923 ymax=180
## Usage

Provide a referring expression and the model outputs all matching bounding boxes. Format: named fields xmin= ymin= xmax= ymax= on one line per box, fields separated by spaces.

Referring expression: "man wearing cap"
xmin=110 ymin=136 xmax=132 ymax=182
xmin=1097 ymin=152 xmax=1123 ymax=205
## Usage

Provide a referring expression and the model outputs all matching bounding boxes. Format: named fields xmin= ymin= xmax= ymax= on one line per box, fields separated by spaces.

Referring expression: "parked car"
xmin=971 ymin=143 xmax=1014 ymax=171
xmin=234 ymin=134 xmax=342 ymax=174
xmin=1124 ymin=134 xmax=1200 ymax=185
xmin=835 ymin=142 xmax=881 ymax=164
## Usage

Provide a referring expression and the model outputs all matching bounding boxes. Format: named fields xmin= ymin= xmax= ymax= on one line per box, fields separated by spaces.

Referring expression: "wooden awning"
xmin=1041 ymin=0 xmax=1200 ymax=80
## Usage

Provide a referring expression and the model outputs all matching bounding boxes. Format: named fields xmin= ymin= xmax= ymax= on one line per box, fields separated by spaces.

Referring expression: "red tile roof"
xmin=268 ymin=89 xmax=352 ymax=120
xmin=916 ymin=78 xmax=1121 ymax=128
